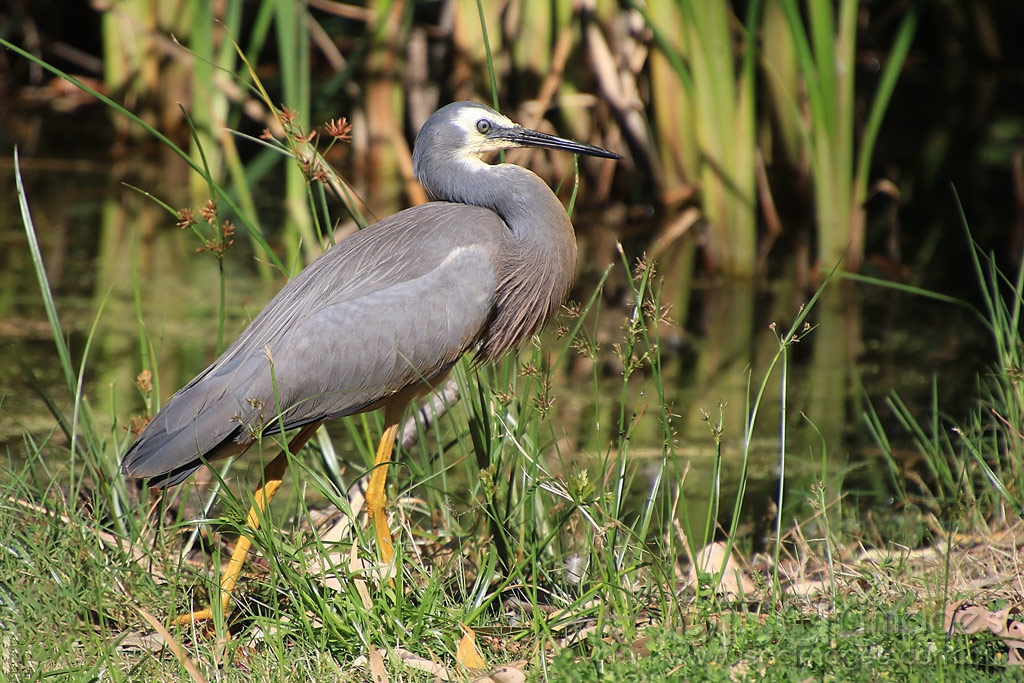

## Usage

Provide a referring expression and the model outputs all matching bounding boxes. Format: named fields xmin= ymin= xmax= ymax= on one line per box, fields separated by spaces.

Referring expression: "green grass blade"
xmin=853 ymin=3 xmax=918 ymax=201
xmin=15 ymin=148 xmax=75 ymax=390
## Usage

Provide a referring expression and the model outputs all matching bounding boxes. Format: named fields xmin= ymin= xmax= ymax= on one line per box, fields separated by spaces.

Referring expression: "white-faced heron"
xmin=121 ymin=100 xmax=620 ymax=624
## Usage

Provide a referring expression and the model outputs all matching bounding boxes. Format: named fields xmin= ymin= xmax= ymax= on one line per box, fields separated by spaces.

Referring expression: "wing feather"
xmin=122 ymin=203 xmax=505 ymax=485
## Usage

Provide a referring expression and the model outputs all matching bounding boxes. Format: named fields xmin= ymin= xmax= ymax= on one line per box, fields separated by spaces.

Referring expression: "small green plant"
xmin=865 ymin=194 xmax=1024 ymax=531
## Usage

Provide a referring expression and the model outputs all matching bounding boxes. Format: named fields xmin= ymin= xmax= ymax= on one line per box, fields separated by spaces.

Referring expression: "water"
xmin=0 ymin=108 xmax=987 ymax=541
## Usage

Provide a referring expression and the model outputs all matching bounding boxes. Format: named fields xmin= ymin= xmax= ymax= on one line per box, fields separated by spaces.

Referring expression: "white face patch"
xmin=450 ymin=106 xmax=520 ymax=164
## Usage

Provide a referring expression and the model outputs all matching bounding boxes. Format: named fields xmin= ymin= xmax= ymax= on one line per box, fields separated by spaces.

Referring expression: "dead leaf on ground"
xmin=368 ymin=645 xmax=389 ymax=682
xmin=353 ymin=647 xmax=451 ymax=680
xmin=946 ymin=601 xmax=1024 ymax=665
xmin=114 ymin=629 xmax=175 ymax=653
xmin=471 ymin=661 xmax=528 ymax=683
xmin=690 ymin=542 xmax=756 ymax=598
xmin=457 ymin=623 xmax=488 ymax=670
xmin=349 ymin=542 xmax=373 ymax=608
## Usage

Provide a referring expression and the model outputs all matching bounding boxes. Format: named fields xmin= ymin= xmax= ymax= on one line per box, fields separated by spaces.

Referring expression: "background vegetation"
xmin=4 ymin=0 xmax=1022 ymax=281
xmin=2 ymin=0 xmax=1024 ymax=680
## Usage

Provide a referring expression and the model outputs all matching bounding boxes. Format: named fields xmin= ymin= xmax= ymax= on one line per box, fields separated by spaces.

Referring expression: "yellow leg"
xmin=175 ymin=422 xmax=320 ymax=627
xmin=364 ymin=419 xmax=400 ymax=565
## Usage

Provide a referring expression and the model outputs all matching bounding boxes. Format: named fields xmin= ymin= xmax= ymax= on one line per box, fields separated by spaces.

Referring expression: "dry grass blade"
xmin=134 ymin=607 xmax=209 ymax=683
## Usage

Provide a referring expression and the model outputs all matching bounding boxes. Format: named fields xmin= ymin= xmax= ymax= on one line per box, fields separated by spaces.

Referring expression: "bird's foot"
xmin=173 ymin=607 xmax=217 ymax=628
xmin=173 ymin=591 xmax=232 ymax=633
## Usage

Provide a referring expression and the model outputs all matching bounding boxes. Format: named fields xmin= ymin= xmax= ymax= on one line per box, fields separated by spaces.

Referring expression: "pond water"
xmin=0 ymin=108 xmax=988 ymax=544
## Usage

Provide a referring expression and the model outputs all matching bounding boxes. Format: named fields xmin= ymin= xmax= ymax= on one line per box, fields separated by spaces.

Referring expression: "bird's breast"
xmin=476 ymin=211 xmax=577 ymax=361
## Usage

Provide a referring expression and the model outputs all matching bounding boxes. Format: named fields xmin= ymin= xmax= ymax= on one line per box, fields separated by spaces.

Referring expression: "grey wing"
xmin=121 ymin=203 xmax=504 ymax=486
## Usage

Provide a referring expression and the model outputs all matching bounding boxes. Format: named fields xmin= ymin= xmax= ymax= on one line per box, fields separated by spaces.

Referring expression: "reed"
xmin=771 ymin=0 xmax=917 ymax=273
xmin=640 ymin=0 xmax=761 ymax=277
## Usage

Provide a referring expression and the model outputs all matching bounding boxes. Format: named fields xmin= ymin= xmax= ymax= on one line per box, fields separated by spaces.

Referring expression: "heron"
xmin=121 ymin=100 xmax=620 ymax=625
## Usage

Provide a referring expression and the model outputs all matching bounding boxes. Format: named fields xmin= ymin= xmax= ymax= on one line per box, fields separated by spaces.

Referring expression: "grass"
xmin=547 ymin=598 xmax=994 ymax=682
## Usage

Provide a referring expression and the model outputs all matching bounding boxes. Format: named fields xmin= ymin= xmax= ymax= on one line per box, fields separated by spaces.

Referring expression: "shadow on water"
xmin=0 ymin=110 xmax=988 ymax=548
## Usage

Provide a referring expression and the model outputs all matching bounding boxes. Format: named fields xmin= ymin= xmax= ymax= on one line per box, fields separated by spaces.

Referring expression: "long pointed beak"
xmin=499 ymin=126 xmax=621 ymax=160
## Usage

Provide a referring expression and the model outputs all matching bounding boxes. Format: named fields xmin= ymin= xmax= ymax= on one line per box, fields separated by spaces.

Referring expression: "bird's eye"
xmin=475 ymin=119 xmax=492 ymax=135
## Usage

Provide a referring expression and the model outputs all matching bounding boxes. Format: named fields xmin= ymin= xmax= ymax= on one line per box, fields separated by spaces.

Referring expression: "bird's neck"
xmin=486 ymin=164 xmax=573 ymax=237
xmin=423 ymin=160 xmax=576 ymax=249
xmin=475 ymin=163 xmax=579 ymax=360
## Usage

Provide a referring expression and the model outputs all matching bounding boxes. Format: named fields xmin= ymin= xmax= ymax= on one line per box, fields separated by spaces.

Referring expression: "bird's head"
xmin=412 ymin=101 xmax=619 ymax=202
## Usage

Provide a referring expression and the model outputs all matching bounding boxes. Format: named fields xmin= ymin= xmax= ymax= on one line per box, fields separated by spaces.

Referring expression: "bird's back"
xmin=122 ymin=202 xmax=510 ymax=486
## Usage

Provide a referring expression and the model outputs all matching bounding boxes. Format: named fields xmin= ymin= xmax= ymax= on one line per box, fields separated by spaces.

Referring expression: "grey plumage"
xmin=121 ymin=101 xmax=619 ymax=489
